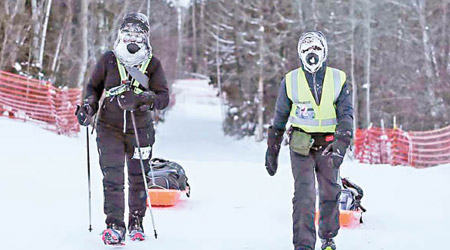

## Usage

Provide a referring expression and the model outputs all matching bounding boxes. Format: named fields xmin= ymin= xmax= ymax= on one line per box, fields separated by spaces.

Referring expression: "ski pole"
xmin=86 ymin=126 xmax=93 ymax=232
xmin=130 ymin=110 xmax=158 ymax=239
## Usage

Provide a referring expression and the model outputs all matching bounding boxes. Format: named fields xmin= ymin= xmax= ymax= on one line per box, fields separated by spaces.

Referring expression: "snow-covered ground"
xmin=1 ymin=79 xmax=449 ymax=250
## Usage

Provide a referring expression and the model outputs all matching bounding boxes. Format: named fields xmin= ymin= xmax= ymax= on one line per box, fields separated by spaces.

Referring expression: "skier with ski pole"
xmin=75 ymin=13 xmax=169 ymax=246
xmin=265 ymin=31 xmax=353 ymax=250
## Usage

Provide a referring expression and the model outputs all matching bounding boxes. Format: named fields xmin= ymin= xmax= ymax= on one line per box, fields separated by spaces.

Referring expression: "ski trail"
xmin=150 ymin=79 xmax=294 ymax=250
xmin=1 ymin=79 xmax=449 ymax=250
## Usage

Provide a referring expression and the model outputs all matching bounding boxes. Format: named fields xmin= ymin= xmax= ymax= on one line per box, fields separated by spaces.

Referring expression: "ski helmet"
xmin=297 ymin=31 xmax=328 ymax=74
xmin=114 ymin=13 xmax=152 ymax=67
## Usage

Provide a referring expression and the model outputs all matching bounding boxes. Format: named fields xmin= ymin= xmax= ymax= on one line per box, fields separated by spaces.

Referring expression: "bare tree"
xmin=350 ymin=0 xmax=358 ymax=133
xmin=38 ymin=0 xmax=53 ymax=71
xmin=191 ymin=0 xmax=198 ymax=73
xmin=31 ymin=0 xmax=41 ymax=68
xmin=77 ymin=0 xmax=89 ymax=87
xmin=0 ymin=0 xmax=29 ymax=71
xmin=176 ymin=3 xmax=186 ymax=77
xmin=364 ymin=0 xmax=372 ymax=127
xmin=147 ymin=0 xmax=151 ymax=22
xmin=2 ymin=0 xmax=450 ymax=133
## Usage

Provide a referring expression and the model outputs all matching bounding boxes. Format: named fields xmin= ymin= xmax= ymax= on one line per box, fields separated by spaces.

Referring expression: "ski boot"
xmin=321 ymin=238 xmax=336 ymax=250
xmin=128 ymin=213 xmax=145 ymax=241
xmin=102 ymin=223 xmax=126 ymax=245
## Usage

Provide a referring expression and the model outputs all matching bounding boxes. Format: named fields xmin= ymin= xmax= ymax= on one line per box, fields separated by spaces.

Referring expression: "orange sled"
xmin=315 ymin=210 xmax=362 ymax=228
xmin=146 ymin=189 xmax=183 ymax=207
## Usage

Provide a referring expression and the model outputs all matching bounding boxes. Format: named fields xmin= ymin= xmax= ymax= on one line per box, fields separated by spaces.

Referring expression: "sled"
xmin=147 ymin=189 xmax=183 ymax=207
xmin=315 ymin=210 xmax=362 ymax=228
xmin=145 ymin=158 xmax=191 ymax=207
xmin=338 ymin=210 xmax=362 ymax=228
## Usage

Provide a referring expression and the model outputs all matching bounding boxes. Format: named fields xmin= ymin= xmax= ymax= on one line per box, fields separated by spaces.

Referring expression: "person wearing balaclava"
xmin=75 ymin=13 xmax=169 ymax=245
xmin=264 ymin=31 xmax=353 ymax=250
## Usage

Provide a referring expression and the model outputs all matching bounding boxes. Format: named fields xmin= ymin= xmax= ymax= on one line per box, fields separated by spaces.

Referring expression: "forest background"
xmin=1 ymin=0 xmax=449 ymax=139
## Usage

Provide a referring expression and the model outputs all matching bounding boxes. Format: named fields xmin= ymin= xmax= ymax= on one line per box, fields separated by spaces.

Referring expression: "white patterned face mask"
xmin=114 ymin=30 xmax=152 ymax=67
xmin=297 ymin=31 xmax=328 ymax=74
xmin=113 ymin=13 xmax=152 ymax=67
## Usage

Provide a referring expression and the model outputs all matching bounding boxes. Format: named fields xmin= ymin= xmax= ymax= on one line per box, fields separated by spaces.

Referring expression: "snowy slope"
xmin=1 ymin=79 xmax=449 ymax=250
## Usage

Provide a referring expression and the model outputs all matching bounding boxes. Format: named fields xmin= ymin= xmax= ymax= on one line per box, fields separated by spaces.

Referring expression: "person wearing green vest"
xmin=265 ymin=31 xmax=353 ymax=250
xmin=75 ymin=13 xmax=169 ymax=245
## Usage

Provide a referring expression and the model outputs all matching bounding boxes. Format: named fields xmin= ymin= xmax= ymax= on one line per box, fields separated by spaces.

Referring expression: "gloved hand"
xmin=75 ymin=103 xmax=95 ymax=126
xmin=118 ymin=90 xmax=156 ymax=111
xmin=323 ymin=124 xmax=352 ymax=168
xmin=137 ymin=91 xmax=156 ymax=111
xmin=322 ymin=139 xmax=348 ymax=168
xmin=265 ymin=126 xmax=285 ymax=176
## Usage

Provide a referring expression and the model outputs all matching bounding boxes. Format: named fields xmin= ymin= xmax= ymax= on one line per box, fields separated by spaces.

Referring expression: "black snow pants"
xmin=290 ymin=147 xmax=341 ymax=250
xmin=96 ymin=123 xmax=155 ymax=229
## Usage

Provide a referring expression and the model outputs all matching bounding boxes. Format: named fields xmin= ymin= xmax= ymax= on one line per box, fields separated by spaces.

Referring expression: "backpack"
xmin=147 ymin=158 xmax=190 ymax=197
xmin=340 ymin=177 xmax=366 ymax=212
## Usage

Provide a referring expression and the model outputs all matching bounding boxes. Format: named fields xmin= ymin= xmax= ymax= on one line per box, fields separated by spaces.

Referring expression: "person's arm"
xmin=147 ymin=57 xmax=169 ymax=110
xmin=336 ymin=82 xmax=353 ymax=137
xmin=272 ymin=77 xmax=292 ymax=130
xmin=322 ymin=81 xmax=354 ymax=166
xmin=265 ymin=77 xmax=292 ymax=176
xmin=84 ymin=52 xmax=108 ymax=113
xmin=75 ymin=52 xmax=108 ymax=125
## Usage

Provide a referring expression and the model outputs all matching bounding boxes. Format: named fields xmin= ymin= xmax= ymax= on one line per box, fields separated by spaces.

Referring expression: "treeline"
xmin=178 ymin=0 xmax=450 ymax=137
xmin=1 ymin=0 xmax=450 ymax=137
xmin=0 ymin=0 xmax=179 ymax=88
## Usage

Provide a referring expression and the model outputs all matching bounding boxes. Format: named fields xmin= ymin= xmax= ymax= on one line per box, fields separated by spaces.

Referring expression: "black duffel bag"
xmin=147 ymin=158 xmax=190 ymax=197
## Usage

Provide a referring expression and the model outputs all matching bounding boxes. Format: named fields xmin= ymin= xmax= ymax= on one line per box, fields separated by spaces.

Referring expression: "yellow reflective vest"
xmin=285 ymin=67 xmax=346 ymax=133
xmin=105 ymin=56 xmax=152 ymax=97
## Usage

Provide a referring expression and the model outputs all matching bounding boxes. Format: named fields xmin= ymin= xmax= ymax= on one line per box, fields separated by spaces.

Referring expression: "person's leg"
xmin=290 ymin=150 xmax=317 ymax=250
xmin=315 ymin=150 xmax=341 ymax=240
xmin=125 ymin=126 xmax=155 ymax=231
xmin=96 ymin=125 xmax=126 ymax=229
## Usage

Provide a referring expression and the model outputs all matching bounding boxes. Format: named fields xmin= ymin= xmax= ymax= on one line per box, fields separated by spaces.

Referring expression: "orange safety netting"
xmin=354 ymin=125 xmax=450 ymax=167
xmin=0 ymin=70 xmax=81 ymax=136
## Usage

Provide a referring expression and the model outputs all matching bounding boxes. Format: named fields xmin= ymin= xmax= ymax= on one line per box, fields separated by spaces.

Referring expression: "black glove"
xmin=265 ymin=126 xmax=285 ymax=176
xmin=75 ymin=104 xmax=95 ymax=126
xmin=323 ymin=123 xmax=352 ymax=168
xmin=75 ymin=96 xmax=98 ymax=126
xmin=322 ymin=139 xmax=348 ymax=168
xmin=137 ymin=91 xmax=156 ymax=111
xmin=118 ymin=90 xmax=156 ymax=111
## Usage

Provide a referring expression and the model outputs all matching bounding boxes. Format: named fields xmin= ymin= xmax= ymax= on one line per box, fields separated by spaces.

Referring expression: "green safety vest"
xmin=105 ymin=56 xmax=152 ymax=97
xmin=285 ymin=66 xmax=346 ymax=133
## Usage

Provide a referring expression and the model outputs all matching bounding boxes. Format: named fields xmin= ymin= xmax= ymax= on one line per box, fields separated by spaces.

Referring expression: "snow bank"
xmin=0 ymin=79 xmax=449 ymax=250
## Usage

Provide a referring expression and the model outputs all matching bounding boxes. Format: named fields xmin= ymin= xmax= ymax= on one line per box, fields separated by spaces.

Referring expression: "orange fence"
xmin=0 ymin=70 xmax=81 ymax=136
xmin=354 ymin=126 xmax=450 ymax=167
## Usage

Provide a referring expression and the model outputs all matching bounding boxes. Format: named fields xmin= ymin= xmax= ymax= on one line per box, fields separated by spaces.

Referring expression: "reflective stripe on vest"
xmin=105 ymin=56 xmax=152 ymax=97
xmin=285 ymin=66 xmax=346 ymax=133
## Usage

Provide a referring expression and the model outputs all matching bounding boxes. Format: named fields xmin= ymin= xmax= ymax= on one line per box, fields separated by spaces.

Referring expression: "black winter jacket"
xmin=84 ymin=51 xmax=169 ymax=131
xmin=272 ymin=63 xmax=353 ymax=145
